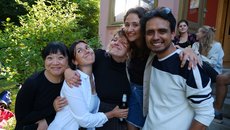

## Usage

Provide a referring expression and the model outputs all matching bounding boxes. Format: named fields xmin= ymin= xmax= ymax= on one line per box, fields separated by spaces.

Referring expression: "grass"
xmin=0 ymin=79 xmax=19 ymax=130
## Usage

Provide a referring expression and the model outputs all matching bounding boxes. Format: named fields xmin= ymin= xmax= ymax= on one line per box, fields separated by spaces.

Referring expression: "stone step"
xmin=207 ymin=68 xmax=230 ymax=130
xmin=211 ymin=83 xmax=230 ymax=118
xmin=222 ymin=68 xmax=230 ymax=73
xmin=207 ymin=117 xmax=230 ymax=130
xmin=223 ymin=97 xmax=230 ymax=118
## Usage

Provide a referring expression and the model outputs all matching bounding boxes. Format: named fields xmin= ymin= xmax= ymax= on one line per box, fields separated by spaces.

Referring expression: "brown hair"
xmin=198 ymin=26 xmax=216 ymax=56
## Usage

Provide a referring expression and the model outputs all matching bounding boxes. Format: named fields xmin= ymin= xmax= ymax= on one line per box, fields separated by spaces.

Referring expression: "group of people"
xmin=14 ymin=5 xmax=229 ymax=130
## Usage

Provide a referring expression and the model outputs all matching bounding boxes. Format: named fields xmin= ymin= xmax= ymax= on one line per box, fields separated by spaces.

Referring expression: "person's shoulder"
xmin=213 ymin=41 xmax=221 ymax=46
xmin=95 ymin=49 xmax=105 ymax=54
xmin=95 ymin=49 xmax=109 ymax=60
xmin=19 ymin=70 xmax=44 ymax=92
xmin=23 ymin=71 xmax=44 ymax=86
xmin=173 ymin=35 xmax=180 ymax=43
xmin=188 ymin=33 xmax=197 ymax=42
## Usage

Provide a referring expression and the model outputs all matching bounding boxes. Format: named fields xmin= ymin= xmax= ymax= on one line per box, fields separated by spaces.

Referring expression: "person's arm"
xmin=104 ymin=106 xmax=128 ymax=119
xmin=64 ymin=68 xmax=81 ymax=87
xmin=36 ymin=119 xmax=48 ymax=130
xmin=62 ymin=79 xmax=128 ymax=128
xmin=189 ymin=120 xmax=206 ymax=130
xmin=15 ymin=78 xmax=56 ymax=125
xmin=179 ymin=47 xmax=200 ymax=70
xmin=53 ymin=96 xmax=68 ymax=112
xmin=186 ymin=65 xmax=214 ymax=129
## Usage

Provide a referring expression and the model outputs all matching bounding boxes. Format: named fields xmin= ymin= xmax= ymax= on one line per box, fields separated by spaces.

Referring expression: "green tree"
xmin=0 ymin=0 xmax=100 ymax=84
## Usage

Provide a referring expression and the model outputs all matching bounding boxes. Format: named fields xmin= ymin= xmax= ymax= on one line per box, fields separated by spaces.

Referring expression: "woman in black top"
xmin=173 ymin=19 xmax=197 ymax=48
xmin=15 ymin=42 xmax=69 ymax=130
xmin=64 ymin=29 xmax=131 ymax=130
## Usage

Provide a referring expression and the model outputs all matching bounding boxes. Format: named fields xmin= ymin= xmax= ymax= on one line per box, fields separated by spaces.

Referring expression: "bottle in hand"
xmin=119 ymin=94 xmax=128 ymax=122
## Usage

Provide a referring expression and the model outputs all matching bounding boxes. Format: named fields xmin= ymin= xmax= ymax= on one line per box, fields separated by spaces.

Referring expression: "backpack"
xmin=0 ymin=90 xmax=12 ymax=109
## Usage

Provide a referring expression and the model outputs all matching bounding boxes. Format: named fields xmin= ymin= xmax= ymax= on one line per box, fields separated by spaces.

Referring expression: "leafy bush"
xmin=0 ymin=0 xmax=100 ymax=84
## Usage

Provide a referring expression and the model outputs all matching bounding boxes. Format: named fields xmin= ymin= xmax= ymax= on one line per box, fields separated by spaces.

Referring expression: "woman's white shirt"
xmin=192 ymin=41 xmax=224 ymax=74
xmin=48 ymin=70 xmax=108 ymax=130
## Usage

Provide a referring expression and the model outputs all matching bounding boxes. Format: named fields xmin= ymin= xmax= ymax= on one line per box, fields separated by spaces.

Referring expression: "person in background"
xmin=173 ymin=19 xmax=197 ymax=48
xmin=141 ymin=7 xmax=214 ymax=130
xmin=192 ymin=25 xmax=227 ymax=123
xmin=15 ymin=42 xmax=69 ymax=130
xmin=192 ymin=26 xmax=224 ymax=75
xmin=48 ymin=40 xmax=128 ymax=130
xmin=64 ymin=29 xmax=131 ymax=130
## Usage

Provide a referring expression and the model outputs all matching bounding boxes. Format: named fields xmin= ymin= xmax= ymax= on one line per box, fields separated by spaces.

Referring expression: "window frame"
xmin=108 ymin=0 xmax=158 ymax=26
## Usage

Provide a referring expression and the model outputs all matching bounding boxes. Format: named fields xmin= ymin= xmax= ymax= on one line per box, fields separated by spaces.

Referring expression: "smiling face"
xmin=145 ymin=17 xmax=175 ymax=58
xmin=45 ymin=51 xmax=68 ymax=78
xmin=124 ymin=13 xmax=141 ymax=42
xmin=108 ymin=33 xmax=129 ymax=59
xmin=178 ymin=21 xmax=188 ymax=34
xmin=72 ymin=42 xmax=95 ymax=67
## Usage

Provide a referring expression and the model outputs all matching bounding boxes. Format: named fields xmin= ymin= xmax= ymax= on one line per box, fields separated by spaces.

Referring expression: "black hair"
xmin=41 ymin=41 xmax=69 ymax=60
xmin=140 ymin=7 xmax=176 ymax=36
xmin=69 ymin=40 xmax=88 ymax=70
xmin=177 ymin=19 xmax=189 ymax=28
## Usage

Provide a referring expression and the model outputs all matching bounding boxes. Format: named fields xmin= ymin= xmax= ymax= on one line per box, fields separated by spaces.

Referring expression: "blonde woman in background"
xmin=192 ymin=25 xmax=227 ymax=123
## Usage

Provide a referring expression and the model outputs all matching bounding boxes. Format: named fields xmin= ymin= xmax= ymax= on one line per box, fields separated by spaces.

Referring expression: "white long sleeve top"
xmin=143 ymin=49 xmax=214 ymax=130
xmin=192 ymin=41 xmax=224 ymax=74
xmin=48 ymin=70 xmax=108 ymax=130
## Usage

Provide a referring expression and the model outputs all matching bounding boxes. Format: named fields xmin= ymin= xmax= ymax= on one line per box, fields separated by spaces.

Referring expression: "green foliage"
xmin=71 ymin=0 xmax=100 ymax=38
xmin=0 ymin=0 xmax=100 ymax=84
xmin=0 ymin=79 xmax=17 ymax=129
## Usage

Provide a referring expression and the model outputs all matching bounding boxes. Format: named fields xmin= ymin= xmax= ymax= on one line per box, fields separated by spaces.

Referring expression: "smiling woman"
xmin=15 ymin=42 xmax=69 ymax=130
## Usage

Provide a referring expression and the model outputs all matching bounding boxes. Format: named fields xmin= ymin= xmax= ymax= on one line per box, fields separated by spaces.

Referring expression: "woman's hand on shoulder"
xmin=53 ymin=96 xmax=68 ymax=112
xmin=179 ymin=47 xmax=201 ymax=70
xmin=64 ymin=68 xmax=81 ymax=87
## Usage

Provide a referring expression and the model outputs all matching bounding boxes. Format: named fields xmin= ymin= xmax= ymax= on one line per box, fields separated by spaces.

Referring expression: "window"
xmin=108 ymin=0 xmax=157 ymax=25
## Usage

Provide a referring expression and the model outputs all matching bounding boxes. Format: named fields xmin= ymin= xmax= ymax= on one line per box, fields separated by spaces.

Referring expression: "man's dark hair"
xmin=140 ymin=7 xmax=176 ymax=36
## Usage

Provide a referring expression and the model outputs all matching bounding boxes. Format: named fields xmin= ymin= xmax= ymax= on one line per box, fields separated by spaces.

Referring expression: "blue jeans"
xmin=127 ymin=82 xmax=146 ymax=128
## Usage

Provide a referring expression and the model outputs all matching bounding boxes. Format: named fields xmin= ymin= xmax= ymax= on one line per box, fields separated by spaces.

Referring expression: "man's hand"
xmin=53 ymin=96 xmax=68 ymax=112
xmin=179 ymin=47 xmax=200 ymax=70
xmin=36 ymin=119 xmax=48 ymax=130
xmin=64 ymin=68 xmax=81 ymax=87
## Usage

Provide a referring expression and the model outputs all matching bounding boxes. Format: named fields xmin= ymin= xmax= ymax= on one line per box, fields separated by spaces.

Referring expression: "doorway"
xmin=223 ymin=0 xmax=230 ymax=67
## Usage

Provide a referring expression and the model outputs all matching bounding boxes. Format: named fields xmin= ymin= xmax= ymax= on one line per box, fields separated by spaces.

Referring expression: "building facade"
xmin=99 ymin=0 xmax=230 ymax=67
